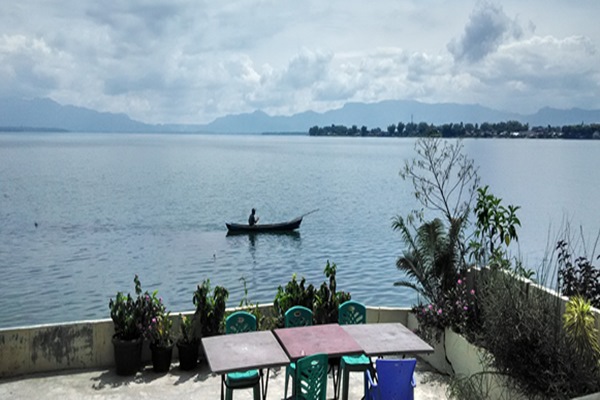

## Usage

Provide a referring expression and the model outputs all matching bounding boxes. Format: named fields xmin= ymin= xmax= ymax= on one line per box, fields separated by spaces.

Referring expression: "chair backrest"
xmin=285 ymin=305 xmax=313 ymax=328
xmin=296 ymin=353 xmax=328 ymax=400
xmin=225 ymin=311 xmax=257 ymax=334
xmin=375 ymin=358 xmax=417 ymax=400
xmin=338 ymin=300 xmax=366 ymax=325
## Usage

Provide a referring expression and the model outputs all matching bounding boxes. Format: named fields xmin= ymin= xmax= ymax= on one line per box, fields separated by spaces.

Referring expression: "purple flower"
xmin=437 ymin=309 xmax=442 ymax=315
xmin=470 ymin=289 xmax=475 ymax=295
xmin=428 ymin=304 xmax=433 ymax=310
xmin=463 ymin=306 xmax=468 ymax=311
xmin=457 ymin=279 xmax=463 ymax=285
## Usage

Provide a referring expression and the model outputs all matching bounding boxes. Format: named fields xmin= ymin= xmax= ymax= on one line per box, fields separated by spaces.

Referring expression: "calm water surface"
xmin=1 ymin=133 xmax=599 ymax=328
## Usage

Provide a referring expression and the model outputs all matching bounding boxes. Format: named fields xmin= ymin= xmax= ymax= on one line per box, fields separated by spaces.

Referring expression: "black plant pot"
xmin=150 ymin=343 xmax=173 ymax=373
xmin=177 ymin=341 xmax=199 ymax=371
xmin=112 ymin=336 xmax=143 ymax=376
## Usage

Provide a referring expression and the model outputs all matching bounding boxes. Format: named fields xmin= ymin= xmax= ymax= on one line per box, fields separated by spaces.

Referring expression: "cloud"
xmin=448 ymin=1 xmax=524 ymax=63
xmin=1 ymin=1 xmax=600 ymax=123
xmin=467 ymin=35 xmax=600 ymax=112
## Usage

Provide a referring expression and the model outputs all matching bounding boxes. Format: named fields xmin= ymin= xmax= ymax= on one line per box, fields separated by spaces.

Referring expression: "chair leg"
xmin=252 ymin=383 xmax=260 ymax=400
xmin=341 ymin=367 xmax=350 ymax=400
xmin=225 ymin=386 xmax=233 ymax=400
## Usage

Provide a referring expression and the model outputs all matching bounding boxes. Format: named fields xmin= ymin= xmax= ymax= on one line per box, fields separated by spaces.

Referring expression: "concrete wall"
xmin=0 ymin=306 xmax=410 ymax=378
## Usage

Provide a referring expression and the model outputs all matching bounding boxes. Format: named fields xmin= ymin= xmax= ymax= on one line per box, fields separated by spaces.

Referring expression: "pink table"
xmin=273 ymin=323 xmax=363 ymax=361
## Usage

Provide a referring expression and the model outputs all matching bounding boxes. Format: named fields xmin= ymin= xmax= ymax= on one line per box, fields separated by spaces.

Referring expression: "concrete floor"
xmin=0 ymin=359 xmax=450 ymax=400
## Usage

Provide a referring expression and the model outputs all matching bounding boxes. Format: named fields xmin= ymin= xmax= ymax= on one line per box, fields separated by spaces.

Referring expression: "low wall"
xmin=0 ymin=306 xmax=411 ymax=378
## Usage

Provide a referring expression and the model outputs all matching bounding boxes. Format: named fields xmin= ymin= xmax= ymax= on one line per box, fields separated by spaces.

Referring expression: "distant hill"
xmin=0 ymin=97 xmax=154 ymax=133
xmin=201 ymin=100 xmax=523 ymax=133
xmin=1 ymin=97 xmax=599 ymax=134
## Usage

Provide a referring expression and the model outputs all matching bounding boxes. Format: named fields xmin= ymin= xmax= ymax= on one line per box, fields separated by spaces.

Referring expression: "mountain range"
xmin=1 ymin=97 xmax=599 ymax=134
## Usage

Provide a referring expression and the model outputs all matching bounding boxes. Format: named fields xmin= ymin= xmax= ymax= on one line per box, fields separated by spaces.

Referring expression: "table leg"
xmin=331 ymin=364 xmax=339 ymax=400
xmin=220 ymin=374 xmax=225 ymax=400
xmin=261 ymin=369 xmax=270 ymax=400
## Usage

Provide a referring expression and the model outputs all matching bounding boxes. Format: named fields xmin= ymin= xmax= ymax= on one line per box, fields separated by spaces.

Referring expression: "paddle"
xmin=300 ymin=208 xmax=320 ymax=218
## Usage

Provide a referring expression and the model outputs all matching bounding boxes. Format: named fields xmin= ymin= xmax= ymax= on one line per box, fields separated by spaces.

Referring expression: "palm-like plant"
xmin=393 ymin=216 xmax=466 ymax=304
xmin=563 ymin=295 xmax=600 ymax=357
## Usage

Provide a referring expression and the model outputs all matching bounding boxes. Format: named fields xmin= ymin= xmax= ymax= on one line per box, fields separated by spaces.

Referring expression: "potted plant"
xmin=147 ymin=313 xmax=174 ymax=373
xmin=176 ymin=314 xmax=199 ymax=371
xmin=142 ymin=292 xmax=174 ymax=373
xmin=108 ymin=275 xmax=144 ymax=376
xmin=192 ymin=279 xmax=229 ymax=363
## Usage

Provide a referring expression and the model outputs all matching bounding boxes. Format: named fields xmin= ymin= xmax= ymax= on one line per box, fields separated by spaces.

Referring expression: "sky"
xmin=1 ymin=1 xmax=599 ymax=124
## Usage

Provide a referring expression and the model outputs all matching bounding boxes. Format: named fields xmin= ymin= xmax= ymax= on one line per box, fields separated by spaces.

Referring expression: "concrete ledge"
xmin=0 ymin=306 xmax=411 ymax=378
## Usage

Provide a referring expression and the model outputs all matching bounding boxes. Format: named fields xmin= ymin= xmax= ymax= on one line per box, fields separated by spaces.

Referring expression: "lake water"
xmin=1 ymin=133 xmax=599 ymax=329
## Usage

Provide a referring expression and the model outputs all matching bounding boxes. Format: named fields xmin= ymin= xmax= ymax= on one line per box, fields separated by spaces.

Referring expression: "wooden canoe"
xmin=226 ymin=217 xmax=302 ymax=233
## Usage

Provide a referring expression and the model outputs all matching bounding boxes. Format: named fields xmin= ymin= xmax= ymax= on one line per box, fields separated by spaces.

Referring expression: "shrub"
xmin=557 ymin=239 xmax=600 ymax=308
xmin=273 ymin=274 xmax=316 ymax=328
xmin=109 ymin=275 xmax=164 ymax=341
xmin=563 ymin=295 xmax=600 ymax=356
xmin=313 ymin=261 xmax=351 ymax=325
xmin=475 ymin=269 xmax=600 ymax=399
xmin=412 ymin=274 xmax=478 ymax=343
xmin=192 ymin=279 xmax=229 ymax=338
xmin=272 ymin=260 xmax=351 ymax=327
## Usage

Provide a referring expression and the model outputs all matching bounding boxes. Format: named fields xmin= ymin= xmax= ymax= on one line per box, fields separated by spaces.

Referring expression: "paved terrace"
xmin=0 ymin=358 xmax=450 ymax=400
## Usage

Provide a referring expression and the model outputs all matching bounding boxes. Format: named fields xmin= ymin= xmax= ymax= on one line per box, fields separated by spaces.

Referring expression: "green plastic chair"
xmin=284 ymin=306 xmax=313 ymax=398
xmin=294 ymin=353 xmax=328 ymax=400
xmin=224 ymin=311 xmax=260 ymax=400
xmin=337 ymin=300 xmax=371 ymax=400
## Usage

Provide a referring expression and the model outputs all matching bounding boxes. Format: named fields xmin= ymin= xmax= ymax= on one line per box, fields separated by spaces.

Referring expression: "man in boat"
xmin=248 ymin=208 xmax=259 ymax=226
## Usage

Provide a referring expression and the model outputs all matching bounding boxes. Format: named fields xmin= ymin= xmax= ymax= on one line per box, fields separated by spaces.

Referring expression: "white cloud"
xmin=1 ymin=1 xmax=600 ymax=123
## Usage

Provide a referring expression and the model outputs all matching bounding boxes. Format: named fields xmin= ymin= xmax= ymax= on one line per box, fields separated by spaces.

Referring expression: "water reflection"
xmin=226 ymin=230 xmax=302 ymax=245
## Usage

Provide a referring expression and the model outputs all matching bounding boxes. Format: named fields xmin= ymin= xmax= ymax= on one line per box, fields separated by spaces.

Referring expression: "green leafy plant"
xmin=236 ymin=276 xmax=273 ymax=329
xmin=138 ymin=287 xmax=167 ymax=340
xmin=273 ymin=274 xmax=316 ymax=327
xmin=412 ymin=274 xmax=477 ymax=342
xmin=313 ymin=260 xmax=351 ymax=325
xmin=557 ymin=240 xmax=600 ymax=307
xmin=109 ymin=290 xmax=141 ymax=341
xmin=475 ymin=268 xmax=600 ymax=398
xmin=192 ymin=279 xmax=229 ymax=338
xmin=147 ymin=312 xmax=174 ymax=348
xmin=272 ymin=260 xmax=350 ymax=326
xmin=393 ymin=217 xmax=466 ymax=306
xmin=469 ymin=185 xmax=523 ymax=272
xmin=178 ymin=314 xmax=196 ymax=345
xmin=109 ymin=275 xmax=149 ymax=341
xmin=563 ymin=295 xmax=600 ymax=357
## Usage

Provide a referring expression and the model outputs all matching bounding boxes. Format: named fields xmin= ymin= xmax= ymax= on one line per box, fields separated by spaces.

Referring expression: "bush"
xmin=313 ymin=261 xmax=351 ymax=325
xmin=272 ymin=260 xmax=351 ymax=327
xmin=475 ymin=269 xmax=600 ymax=399
xmin=557 ymin=239 xmax=600 ymax=308
xmin=192 ymin=279 xmax=229 ymax=338
xmin=413 ymin=273 xmax=478 ymax=343
xmin=273 ymin=274 xmax=315 ymax=328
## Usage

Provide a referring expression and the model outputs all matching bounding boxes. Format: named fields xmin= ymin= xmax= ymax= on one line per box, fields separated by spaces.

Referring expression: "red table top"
xmin=273 ymin=323 xmax=363 ymax=361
